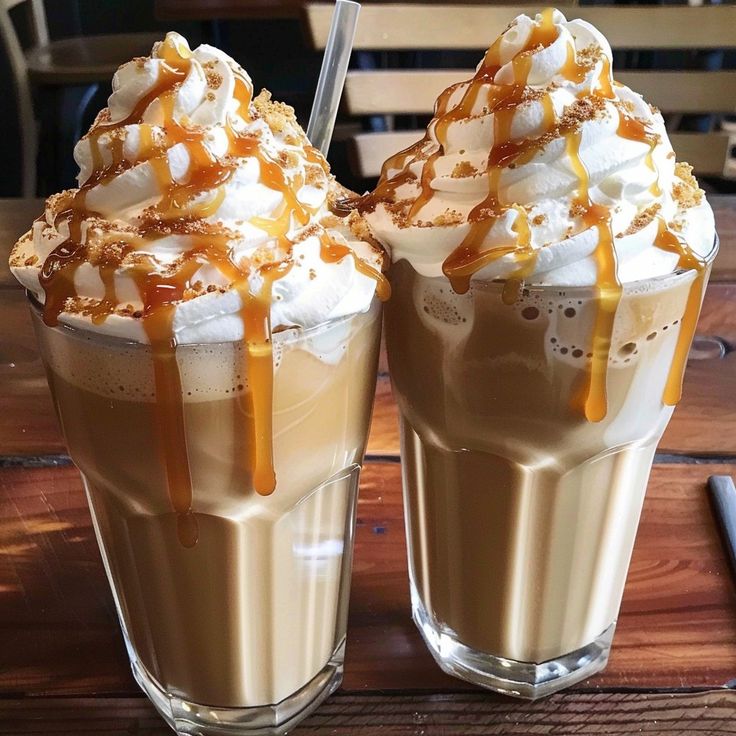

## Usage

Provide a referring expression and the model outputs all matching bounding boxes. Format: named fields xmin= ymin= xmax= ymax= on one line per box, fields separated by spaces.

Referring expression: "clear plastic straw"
xmin=307 ymin=0 xmax=361 ymax=156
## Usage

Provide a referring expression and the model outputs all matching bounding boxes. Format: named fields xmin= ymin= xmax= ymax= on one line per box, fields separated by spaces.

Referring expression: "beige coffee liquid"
xmin=34 ymin=304 xmax=381 ymax=707
xmin=386 ymin=260 xmax=701 ymax=663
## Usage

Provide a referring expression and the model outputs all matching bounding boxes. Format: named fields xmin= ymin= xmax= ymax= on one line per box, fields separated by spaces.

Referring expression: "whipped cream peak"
xmin=11 ymin=32 xmax=386 ymax=346
xmin=360 ymin=8 xmax=714 ymax=294
xmin=360 ymin=8 xmax=716 ymax=423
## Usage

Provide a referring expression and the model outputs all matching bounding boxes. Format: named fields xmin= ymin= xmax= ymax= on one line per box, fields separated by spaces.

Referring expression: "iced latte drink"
xmin=10 ymin=34 xmax=386 ymax=735
xmin=360 ymin=9 xmax=717 ymax=698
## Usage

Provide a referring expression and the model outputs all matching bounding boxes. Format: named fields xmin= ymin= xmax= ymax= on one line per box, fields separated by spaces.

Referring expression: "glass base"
xmin=130 ymin=641 xmax=345 ymax=735
xmin=412 ymin=591 xmax=615 ymax=699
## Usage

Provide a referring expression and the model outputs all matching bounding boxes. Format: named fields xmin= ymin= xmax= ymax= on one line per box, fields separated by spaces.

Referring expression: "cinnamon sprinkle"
xmin=451 ymin=161 xmax=478 ymax=178
xmin=618 ymin=203 xmax=660 ymax=237
xmin=672 ymin=162 xmax=704 ymax=208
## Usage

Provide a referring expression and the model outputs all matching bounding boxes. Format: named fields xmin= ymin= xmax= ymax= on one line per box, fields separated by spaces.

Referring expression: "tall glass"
xmin=385 ymin=246 xmax=716 ymax=699
xmin=31 ymin=298 xmax=382 ymax=735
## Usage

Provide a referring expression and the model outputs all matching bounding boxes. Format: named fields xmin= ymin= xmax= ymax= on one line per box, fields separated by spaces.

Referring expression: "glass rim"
xmin=27 ymin=292 xmax=381 ymax=350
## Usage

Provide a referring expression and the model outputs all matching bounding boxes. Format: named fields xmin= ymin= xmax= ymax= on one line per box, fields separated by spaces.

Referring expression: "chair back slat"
xmin=345 ymin=70 xmax=736 ymax=116
xmin=306 ymin=4 xmax=736 ymax=51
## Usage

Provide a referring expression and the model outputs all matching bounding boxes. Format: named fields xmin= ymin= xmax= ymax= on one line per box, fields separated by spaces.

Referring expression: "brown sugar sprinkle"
xmin=24 ymin=254 xmax=39 ymax=266
xmin=205 ymin=70 xmax=223 ymax=89
xmin=92 ymin=108 xmax=112 ymax=127
xmin=305 ymin=163 xmax=326 ymax=186
xmin=619 ymin=203 xmax=661 ymax=237
xmin=534 ymin=96 xmax=607 ymax=151
xmin=672 ymin=162 xmax=704 ymax=209
xmin=531 ymin=214 xmax=547 ymax=226
xmin=669 ymin=219 xmax=684 ymax=233
xmin=291 ymin=223 xmax=321 ymax=244
xmin=576 ymin=45 xmax=602 ymax=70
xmin=521 ymin=86 xmax=549 ymax=103
xmin=569 ymin=202 xmax=588 ymax=219
xmin=649 ymin=103 xmax=660 ymax=115
xmin=519 ymin=44 xmax=543 ymax=58
xmin=86 ymin=238 xmax=131 ymax=267
xmin=308 ymin=268 xmax=317 ymax=280
xmin=278 ymin=149 xmax=299 ymax=169
xmin=431 ymin=209 xmax=464 ymax=227
xmin=45 ymin=190 xmax=74 ymax=215
xmin=451 ymin=161 xmax=478 ymax=178
xmin=206 ymin=92 xmax=216 ymax=102
xmin=252 ymin=89 xmax=304 ymax=141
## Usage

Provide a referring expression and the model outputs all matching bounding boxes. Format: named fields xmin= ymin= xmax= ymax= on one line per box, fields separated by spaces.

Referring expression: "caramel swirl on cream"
xmin=360 ymin=8 xmax=715 ymax=421
xmin=10 ymin=33 xmax=387 ymax=515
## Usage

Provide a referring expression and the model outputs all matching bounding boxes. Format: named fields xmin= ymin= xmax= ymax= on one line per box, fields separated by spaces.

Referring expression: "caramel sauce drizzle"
xmin=437 ymin=10 xmax=561 ymax=293
xmin=565 ymin=129 xmax=620 ymax=422
xmin=37 ymin=34 xmax=385 ymax=540
xmin=653 ymin=218 xmax=707 ymax=406
xmin=617 ymin=112 xmax=662 ymax=198
xmin=319 ymin=233 xmax=391 ymax=302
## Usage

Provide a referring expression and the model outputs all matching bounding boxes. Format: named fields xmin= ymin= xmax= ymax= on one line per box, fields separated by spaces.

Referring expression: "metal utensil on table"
xmin=708 ymin=475 xmax=736 ymax=579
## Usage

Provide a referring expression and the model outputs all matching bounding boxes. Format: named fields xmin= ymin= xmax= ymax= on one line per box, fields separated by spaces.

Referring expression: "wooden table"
xmin=1 ymin=197 xmax=736 ymax=733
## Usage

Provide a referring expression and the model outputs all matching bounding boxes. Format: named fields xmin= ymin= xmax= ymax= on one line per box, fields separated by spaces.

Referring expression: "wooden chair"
xmin=304 ymin=3 xmax=736 ymax=181
xmin=0 ymin=0 xmax=160 ymax=197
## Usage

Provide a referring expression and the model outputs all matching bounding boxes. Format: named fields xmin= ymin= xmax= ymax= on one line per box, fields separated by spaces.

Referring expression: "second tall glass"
xmin=385 ymin=252 xmax=715 ymax=699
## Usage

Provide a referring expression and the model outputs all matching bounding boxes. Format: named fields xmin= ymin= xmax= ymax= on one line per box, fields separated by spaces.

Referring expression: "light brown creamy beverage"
xmin=388 ymin=261 xmax=710 ymax=673
xmin=360 ymin=8 xmax=717 ymax=698
xmin=33 ymin=303 xmax=380 ymax=709
xmin=10 ymin=32 xmax=387 ymax=735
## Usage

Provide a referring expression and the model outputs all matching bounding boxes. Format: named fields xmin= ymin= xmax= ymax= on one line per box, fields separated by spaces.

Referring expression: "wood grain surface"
xmin=2 ymin=460 xmax=735 ymax=698
xmin=2 ymin=691 xmax=736 ymax=735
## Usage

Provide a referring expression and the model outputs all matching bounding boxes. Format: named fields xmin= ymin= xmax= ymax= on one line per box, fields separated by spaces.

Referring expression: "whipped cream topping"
xmin=360 ymin=9 xmax=715 ymax=288
xmin=10 ymin=32 xmax=386 ymax=344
